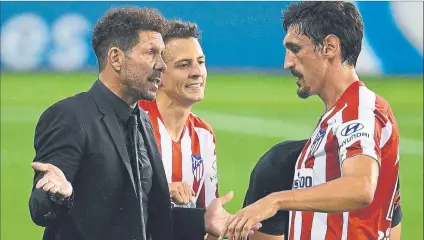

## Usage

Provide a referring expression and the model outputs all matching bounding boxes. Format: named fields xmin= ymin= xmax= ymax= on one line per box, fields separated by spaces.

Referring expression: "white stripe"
xmin=311 ymin=213 xmax=328 ymax=240
xmin=194 ymin=127 xmax=217 ymax=207
xmin=358 ymin=86 xmax=378 ymax=161
xmin=341 ymin=212 xmax=349 ymax=240
xmin=332 ymin=110 xmax=346 ymax=165
xmin=158 ymin=119 xmax=173 ymax=183
xmin=181 ymin=127 xmax=194 ymax=188
xmin=386 ymin=176 xmax=399 ymax=221
xmin=380 ymin=118 xmax=393 ymax=148
xmin=312 ymin=128 xmax=329 ymax=185
xmin=289 ymin=211 xmax=293 ymax=238
xmin=293 ymin=211 xmax=302 ymax=240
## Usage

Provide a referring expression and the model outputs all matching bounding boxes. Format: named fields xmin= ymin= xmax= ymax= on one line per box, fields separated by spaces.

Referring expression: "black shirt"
xmin=97 ymin=80 xmax=153 ymax=238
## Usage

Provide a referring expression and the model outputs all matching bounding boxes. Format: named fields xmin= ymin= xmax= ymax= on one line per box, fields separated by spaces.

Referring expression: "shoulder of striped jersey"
xmin=342 ymin=86 xmax=391 ymax=123
xmin=189 ymin=112 xmax=215 ymax=137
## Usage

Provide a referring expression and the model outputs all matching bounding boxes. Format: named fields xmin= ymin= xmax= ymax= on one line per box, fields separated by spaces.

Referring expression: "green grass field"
xmin=1 ymin=73 xmax=422 ymax=239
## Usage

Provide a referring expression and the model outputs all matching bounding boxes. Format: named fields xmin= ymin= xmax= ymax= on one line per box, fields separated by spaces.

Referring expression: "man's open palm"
xmin=32 ymin=162 xmax=73 ymax=198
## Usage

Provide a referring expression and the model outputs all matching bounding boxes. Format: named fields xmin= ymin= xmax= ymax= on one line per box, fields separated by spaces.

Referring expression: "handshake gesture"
xmin=31 ymin=162 xmax=262 ymax=239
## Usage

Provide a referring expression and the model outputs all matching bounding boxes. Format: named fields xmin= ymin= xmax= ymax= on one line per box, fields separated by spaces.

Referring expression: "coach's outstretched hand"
xmin=220 ymin=194 xmax=276 ymax=240
xmin=205 ymin=191 xmax=262 ymax=239
xmin=31 ymin=162 xmax=73 ymax=198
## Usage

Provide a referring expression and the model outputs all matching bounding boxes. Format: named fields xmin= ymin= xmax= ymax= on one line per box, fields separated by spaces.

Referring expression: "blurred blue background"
xmin=1 ymin=1 xmax=423 ymax=75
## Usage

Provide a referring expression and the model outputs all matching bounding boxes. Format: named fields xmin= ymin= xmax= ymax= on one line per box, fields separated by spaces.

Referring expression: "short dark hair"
xmin=163 ymin=20 xmax=201 ymax=43
xmin=92 ymin=7 xmax=166 ymax=71
xmin=282 ymin=1 xmax=363 ymax=66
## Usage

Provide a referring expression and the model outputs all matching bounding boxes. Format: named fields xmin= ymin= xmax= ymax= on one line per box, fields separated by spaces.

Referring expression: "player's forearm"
xmin=270 ymin=176 xmax=377 ymax=212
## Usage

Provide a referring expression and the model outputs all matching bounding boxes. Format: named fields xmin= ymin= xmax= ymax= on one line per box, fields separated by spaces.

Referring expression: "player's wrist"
xmin=269 ymin=191 xmax=289 ymax=211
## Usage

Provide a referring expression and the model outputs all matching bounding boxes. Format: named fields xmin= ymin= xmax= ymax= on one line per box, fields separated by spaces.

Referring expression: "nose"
xmin=154 ymin=56 xmax=167 ymax=73
xmin=189 ymin=62 xmax=203 ymax=79
xmin=283 ymin=50 xmax=295 ymax=70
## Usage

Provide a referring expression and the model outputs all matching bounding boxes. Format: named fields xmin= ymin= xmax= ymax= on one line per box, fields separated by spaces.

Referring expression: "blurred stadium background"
xmin=1 ymin=1 xmax=422 ymax=239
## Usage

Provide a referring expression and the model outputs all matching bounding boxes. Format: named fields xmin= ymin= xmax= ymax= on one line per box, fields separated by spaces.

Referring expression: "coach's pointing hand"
xmin=31 ymin=162 xmax=73 ymax=198
xmin=169 ymin=181 xmax=195 ymax=205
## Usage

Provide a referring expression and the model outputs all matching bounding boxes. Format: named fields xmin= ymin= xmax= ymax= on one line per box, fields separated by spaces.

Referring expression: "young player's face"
xmin=160 ymin=37 xmax=207 ymax=106
xmin=283 ymin=26 xmax=327 ymax=99
xmin=120 ymin=31 xmax=166 ymax=101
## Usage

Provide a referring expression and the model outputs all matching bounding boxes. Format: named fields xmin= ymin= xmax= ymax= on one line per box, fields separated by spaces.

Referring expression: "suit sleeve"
xmin=29 ymin=102 xmax=85 ymax=227
xmin=172 ymin=207 xmax=206 ymax=240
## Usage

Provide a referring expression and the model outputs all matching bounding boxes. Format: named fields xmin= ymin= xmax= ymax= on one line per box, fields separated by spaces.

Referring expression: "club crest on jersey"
xmin=310 ymin=129 xmax=326 ymax=154
xmin=192 ymin=154 xmax=204 ymax=181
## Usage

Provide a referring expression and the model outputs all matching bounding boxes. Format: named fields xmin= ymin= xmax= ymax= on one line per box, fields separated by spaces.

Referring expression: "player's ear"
xmin=322 ymin=34 xmax=339 ymax=60
xmin=108 ymin=47 xmax=125 ymax=72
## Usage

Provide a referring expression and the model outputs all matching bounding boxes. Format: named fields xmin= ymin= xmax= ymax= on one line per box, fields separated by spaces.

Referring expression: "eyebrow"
xmin=284 ymin=41 xmax=301 ymax=51
xmin=175 ymin=55 xmax=205 ymax=63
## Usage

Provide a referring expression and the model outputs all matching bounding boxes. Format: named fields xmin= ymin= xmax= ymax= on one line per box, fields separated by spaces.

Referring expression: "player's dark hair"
xmin=92 ymin=7 xmax=166 ymax=72
xmin=282 ymin=1 xmax=363 ymax=66
xmin=163 ymin=20 xmax=201 ymax=43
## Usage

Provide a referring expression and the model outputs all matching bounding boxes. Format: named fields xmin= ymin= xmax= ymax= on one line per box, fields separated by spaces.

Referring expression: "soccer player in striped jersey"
xmin=138 ymin=20 xmax=219 ymax=210
xmin=243 ymin=140 xmax=402 ymax=240
xmin=221 ymin=2 xmax=402 ymax=240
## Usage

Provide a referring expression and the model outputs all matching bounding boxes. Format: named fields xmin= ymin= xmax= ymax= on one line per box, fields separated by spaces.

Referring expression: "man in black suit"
xmin=29 ymin=7 xmax=236 ymax=240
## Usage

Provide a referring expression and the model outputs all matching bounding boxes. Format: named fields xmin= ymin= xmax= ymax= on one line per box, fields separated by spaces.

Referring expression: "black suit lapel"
xmin=88 ymin=82 xmax=137 ymax=194
xmin=102 ymin=115 xmax=137 ymax=192
xmin=138 ymin=109 xmax=169 ymax=196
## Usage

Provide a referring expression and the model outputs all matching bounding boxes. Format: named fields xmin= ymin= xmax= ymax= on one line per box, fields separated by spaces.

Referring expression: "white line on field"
xmin=194 ymin=110 xmax=423 ymax=157
xmin=2 ymin=106 xmax=422 ymax=156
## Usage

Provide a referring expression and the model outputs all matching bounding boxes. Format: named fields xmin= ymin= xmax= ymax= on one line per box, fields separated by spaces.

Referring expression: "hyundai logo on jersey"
xmin=341 ymin=122 xmax=365 ymax=136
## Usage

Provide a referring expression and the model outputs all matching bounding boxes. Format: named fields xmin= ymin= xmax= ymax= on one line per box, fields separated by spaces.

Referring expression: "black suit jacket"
xmin=29 ymin=81 xmax=205 ymax=240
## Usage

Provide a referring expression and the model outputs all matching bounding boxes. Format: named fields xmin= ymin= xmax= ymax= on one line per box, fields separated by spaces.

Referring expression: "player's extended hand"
xmin=220 ymin=195 xmax=277 ymax=240
xmin=206 ymin=191 xmax=262 ymax=239
xmin=168 ymin=181 xmax=195 ymax=205
xmin=31 ymin=162 xmax=73 ymax=198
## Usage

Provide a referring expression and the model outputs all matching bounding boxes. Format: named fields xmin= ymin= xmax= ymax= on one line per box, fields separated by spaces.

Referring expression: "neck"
xmin=99 ymin=72 xmax=137 ymax=108
xmin=318 ymin=64 xmax=359 ymax=111
xmin=156 ymin=92 xmax=191 ymax=142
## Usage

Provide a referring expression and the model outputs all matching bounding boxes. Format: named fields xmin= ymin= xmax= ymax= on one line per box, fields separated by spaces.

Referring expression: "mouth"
xmin=290 ymin=70 xmax=303 ymax=87
xmin=184 ymin=82 xmax=204 ymax=89
xmin=148 ymin=77 xmax=161 ymax=84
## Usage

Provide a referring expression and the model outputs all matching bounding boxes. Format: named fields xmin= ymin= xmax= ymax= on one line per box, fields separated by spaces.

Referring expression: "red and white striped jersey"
xmin=138 ymin=100 xmax=219 ymax=208
xmin=289 ymin=81 xmax=400 ymax=240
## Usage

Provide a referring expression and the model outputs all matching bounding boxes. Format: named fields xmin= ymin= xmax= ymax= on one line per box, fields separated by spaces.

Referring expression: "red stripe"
xmin=139 ymin=100 xmax=162 ymax=153
xmin=297 ymin=140 xmax=311 ymax=169
xmin=171 ymin=142 xmax=182 ymax=182
xmin=324 ymin=131 xmax=344 ymax=239
xmin=150 ymin=112 xmax=162 ymax=153
xmin=299 ymin=212 xmax=314 ymax=240
xmin=289 ymin=211 xmax=296 ymax=240
xmin=345 ymin=140 xmax=363 ymax=157
xmin=342 ymin=86 xmax=359 ymax=122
